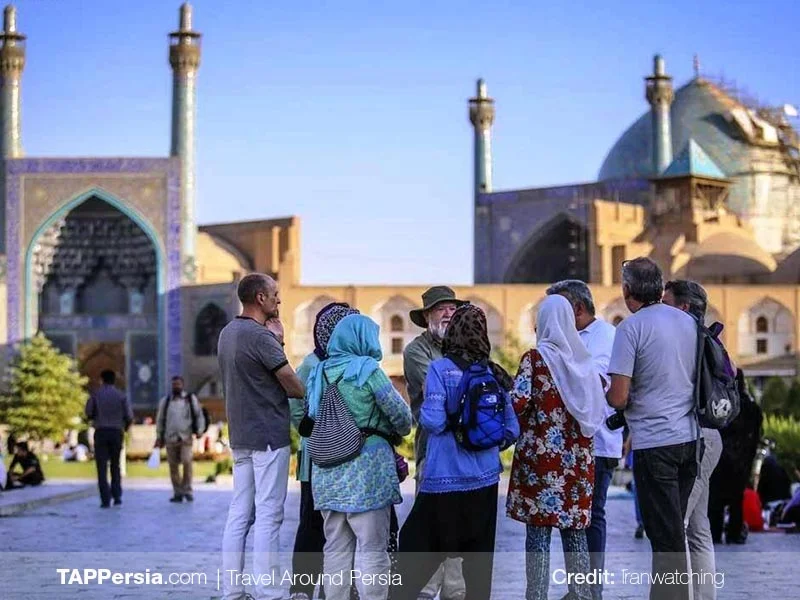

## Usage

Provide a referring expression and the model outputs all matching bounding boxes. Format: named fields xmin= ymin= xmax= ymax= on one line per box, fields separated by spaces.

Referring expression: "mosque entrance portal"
xmin=30 ymin=195 xmax=162 ymax=406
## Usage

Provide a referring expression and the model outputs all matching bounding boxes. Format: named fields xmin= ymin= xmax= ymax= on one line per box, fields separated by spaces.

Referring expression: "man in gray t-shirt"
xmin=218 ymin=273 xmax=305 ymax=600
xmin=609 ymin=302 xmax=697 ymax=451
xmin=219 ymin=317 xmax=292 ymax=451
xmin=607 ymin=258 xmax=698 ymax=600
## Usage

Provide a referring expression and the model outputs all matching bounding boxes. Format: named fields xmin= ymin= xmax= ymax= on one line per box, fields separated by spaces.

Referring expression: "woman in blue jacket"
xmin=395 ymin=304 xmax=519 ymax=600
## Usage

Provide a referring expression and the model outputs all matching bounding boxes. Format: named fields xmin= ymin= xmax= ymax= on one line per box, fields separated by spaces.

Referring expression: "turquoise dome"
xmin=598 ymin=78 xmax=755 ymax=213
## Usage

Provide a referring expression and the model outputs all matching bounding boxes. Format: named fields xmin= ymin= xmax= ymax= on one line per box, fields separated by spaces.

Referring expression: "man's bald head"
xmin=237 ymin=274 xmax=280 ymax=320
xmin=237 ymin=274 xmax=275 ymax=305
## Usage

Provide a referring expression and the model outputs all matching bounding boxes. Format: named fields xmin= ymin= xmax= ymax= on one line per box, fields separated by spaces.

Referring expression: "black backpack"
xmin=694 ymin=321 xmax=740 ymax=429
xmin=158 ymin=393 xmax=209 ymax=437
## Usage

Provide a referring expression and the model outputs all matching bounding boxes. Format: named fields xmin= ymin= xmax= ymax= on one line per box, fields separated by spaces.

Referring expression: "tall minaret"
xmin=0 ymin=4 xmax=25 ymax=159
xmin=468 ymin=79 xmax=495 ymax=201
xmin=645 ymin=54 xmax=674 ymax=176
xmin=169 ymin=2 xmax=201 ymax=282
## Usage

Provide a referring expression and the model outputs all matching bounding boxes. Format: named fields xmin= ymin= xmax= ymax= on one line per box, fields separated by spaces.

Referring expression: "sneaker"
xmin=184 ymin=493 xmax=194 ymax=502
xmin=634 ymin=524 xmax=645 ymax=539
xmin=113 ymin=498 xmax=122 ymax=506
xmin=100 ymin=502 xmax=110 ymax=509
xmin=169 ymin=495 xmax=183 ymax=503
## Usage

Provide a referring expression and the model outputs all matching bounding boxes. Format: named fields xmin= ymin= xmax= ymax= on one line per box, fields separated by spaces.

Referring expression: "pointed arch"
xmin=23 ymin=187 xmax=168 ymax=397
xmin=371 ymin=295 xmax=418 ymax=356
xmin=24 ymin=187 xmax=166 ymax=337
xmin=194 ymin=303 xmax=229 ymax=356
xmin=504 ymin=212 xmax=589 ymax=283
xmin=738 ymin=297 xmax=795 ymax=359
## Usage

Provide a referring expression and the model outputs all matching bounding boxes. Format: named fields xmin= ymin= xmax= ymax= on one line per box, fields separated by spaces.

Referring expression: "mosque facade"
xmin=1 ymin=4 xmax=799 ymax=417
xmin=0 ymin=4 xmax=293 ymax=413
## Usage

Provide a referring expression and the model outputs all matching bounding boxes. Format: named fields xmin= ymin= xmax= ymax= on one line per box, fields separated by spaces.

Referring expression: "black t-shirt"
xmin=11 ymin=452 xmax=43 ymax=476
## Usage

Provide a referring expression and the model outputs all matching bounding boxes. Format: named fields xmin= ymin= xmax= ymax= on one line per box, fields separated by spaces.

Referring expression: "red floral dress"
xmin=506 ymin=350 xmax=594 ymax=529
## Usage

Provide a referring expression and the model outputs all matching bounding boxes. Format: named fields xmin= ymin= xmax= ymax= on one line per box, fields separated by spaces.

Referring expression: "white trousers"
xmin=322 ymin=506 xmax=392 ymax=600
xmin=222 ymin=446 xmax=290 ymax=600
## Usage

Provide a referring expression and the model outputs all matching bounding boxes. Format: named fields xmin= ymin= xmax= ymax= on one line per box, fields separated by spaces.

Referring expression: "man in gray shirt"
xmin=218 ymin=273 xmax=305 ymax=600
xmin=85 ymin=370 xmax=133 ymax=508
xmin=607 ymin=258 xmax=698 ymax=600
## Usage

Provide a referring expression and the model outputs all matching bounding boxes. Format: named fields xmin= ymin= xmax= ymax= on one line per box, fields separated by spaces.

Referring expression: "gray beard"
xmin=428 ymin=322 xmax=448 ymax=341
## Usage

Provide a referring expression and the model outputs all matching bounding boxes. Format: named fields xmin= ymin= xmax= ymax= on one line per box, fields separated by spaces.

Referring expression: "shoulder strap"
xmin=322 ymin=369 xmax=345 ymax=386
xmin=188 ymin=393 xmax=199 ymax=431
xmin=157 ymin=395 xmax=171 ymax=439
xmin=692 ymin=320 xmax=706 ymax=410
xmin=692 ymin=319 xmax=705 ymax=460
xmin=446 ymin=357 xmax=475 ymax=429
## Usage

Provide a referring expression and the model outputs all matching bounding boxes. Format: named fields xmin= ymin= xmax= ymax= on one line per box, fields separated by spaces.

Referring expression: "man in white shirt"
xmin=547 ymin=280 xmax=620 ymax=600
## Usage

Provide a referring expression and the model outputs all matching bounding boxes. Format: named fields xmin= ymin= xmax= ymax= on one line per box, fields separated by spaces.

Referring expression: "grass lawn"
xmin=5 ymin=453 xmax=220 ymax=480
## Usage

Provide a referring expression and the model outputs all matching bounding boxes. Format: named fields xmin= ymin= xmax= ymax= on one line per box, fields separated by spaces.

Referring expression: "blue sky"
xmin=18 ymin=0 xmax=800 ymax=284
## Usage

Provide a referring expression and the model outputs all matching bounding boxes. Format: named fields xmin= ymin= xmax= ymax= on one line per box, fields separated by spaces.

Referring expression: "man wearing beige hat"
xmin=403 ymin=285 xmax=467 ymax=600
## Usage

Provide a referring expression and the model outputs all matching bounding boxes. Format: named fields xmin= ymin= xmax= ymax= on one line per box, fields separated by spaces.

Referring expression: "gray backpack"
xmin=308 ymin=373 xmax=364 ymax=468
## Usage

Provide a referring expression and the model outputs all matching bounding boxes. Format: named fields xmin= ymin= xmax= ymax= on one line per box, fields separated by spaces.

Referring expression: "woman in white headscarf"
xmin=507 ymin=294 xmax=606 ymax=600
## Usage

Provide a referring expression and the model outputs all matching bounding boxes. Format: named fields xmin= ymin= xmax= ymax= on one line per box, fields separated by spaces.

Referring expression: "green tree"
xmin=760 ymin=377 xmax=789 ymax=417
xmin=0 ymin=334 xmax=89 ymax=441
xmin=786 ymin=379 xmax=800 ymax=421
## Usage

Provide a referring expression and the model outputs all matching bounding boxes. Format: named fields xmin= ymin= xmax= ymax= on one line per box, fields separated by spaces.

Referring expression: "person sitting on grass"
xmin=8 ymin=441 xmax=45 ymax=488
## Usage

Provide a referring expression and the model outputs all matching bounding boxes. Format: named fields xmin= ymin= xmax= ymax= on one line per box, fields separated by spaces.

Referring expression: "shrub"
xmin=762 ymin=415 xmax=800 ymax=476
xmin=492 ymin=332 xmax=526 ymax=377
xmin=759 ymin=377 xmax=800 ymax=420
xmin=760 ymin=378 xmax=789 ymax=416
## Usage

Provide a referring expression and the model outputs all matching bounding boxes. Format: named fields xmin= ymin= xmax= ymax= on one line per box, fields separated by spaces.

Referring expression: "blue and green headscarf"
xmin=306 ymin=314 xmax=383 ymax=418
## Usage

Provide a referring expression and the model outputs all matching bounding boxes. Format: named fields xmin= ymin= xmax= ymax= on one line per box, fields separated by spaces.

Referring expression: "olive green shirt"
xmin=402 ymin=330 xmax=442 ymax=466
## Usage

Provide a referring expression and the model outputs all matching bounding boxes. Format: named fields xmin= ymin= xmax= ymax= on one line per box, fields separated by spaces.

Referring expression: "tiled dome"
xmin=598 ymin=78 xmax=790 ymax=217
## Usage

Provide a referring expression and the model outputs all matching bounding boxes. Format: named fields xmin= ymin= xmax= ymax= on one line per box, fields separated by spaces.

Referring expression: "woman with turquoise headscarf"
xmin=289 ymin=302 xmax=359 ymax=600
xmin=306 ymin=313 xmax=412 ymax=600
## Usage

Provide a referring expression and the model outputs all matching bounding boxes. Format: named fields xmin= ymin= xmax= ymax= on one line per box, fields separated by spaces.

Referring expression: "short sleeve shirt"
xmin=608 ymin=303 xmax=698 ymax=451
xmin=217 ymin=317 xmax=290 ymax=450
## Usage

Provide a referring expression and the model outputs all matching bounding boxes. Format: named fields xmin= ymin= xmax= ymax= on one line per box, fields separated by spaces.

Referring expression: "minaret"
xmin=468 ymin=79 xmax=495 ymax=201
xmin=169 ymin=2 xmax=201 ymax=282
xmin=0 ymin=4 xmax=25 ymax=159
xmin=645 ymin=55 xmax=674 ymax=175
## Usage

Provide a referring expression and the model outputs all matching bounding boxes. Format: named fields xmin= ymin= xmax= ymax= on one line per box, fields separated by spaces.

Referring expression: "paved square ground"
xmin=1 ymin=477 xmax=796 ymax=599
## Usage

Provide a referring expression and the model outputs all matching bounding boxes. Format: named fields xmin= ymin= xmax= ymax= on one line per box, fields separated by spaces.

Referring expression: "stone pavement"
xmin=0 ymin=481 xmax=94 ymax=516
xmin=1 ymin=477 xmax=796 ymax=599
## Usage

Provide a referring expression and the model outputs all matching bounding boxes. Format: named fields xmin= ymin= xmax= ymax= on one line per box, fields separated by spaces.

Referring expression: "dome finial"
xmin=693 ymin=53 xmax=700 ymax=78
